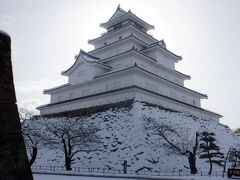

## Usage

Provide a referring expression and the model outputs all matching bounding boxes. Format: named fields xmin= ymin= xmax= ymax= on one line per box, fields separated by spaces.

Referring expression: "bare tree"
xmin=21 ymin=119 xmax=43 ymax=166
xmin=144 ymin=117 xmax=199 ymax=174
xmin=41 ymin=117 xmax=101 ymax=171
xmin=20 ymin=108 xmax=40 ymax=166
xmin=19 ymin=108 xmax=36 ymax=122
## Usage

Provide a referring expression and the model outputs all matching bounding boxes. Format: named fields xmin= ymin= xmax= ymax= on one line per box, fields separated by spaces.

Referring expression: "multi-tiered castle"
xmin=37 ymin=6 xmax=221 ymax=122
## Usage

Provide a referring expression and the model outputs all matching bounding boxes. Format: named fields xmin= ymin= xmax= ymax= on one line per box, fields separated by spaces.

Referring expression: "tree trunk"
xmin=62 ymin=136 xmax=72 ymax=171
xmin=65 ymin=155 xmax=72 ymax=171
xmin=29 ymin=146 xmax=37 ymax=166
xmin=188 ymin=154 xmax=198 ymax=174
xmin=208 ymin=156 xmax=212 ymax=175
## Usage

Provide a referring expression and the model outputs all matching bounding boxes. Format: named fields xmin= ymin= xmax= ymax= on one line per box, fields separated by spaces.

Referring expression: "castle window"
xmin=193 ymin=100 xmax=196 ymax=105
xmin=113 ymin=23 xmax=122 ymax=30
xmin=133 ymin=22 xmax=145 ymax=31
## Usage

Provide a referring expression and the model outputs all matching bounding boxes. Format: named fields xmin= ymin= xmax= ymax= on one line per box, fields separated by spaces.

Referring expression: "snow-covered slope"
xmin=33 ymin=100 xmax=239 ymax=172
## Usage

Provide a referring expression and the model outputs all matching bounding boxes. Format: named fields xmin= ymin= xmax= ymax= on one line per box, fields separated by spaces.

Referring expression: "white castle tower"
xmin=37 ymin=6 xmax=222 ymax=121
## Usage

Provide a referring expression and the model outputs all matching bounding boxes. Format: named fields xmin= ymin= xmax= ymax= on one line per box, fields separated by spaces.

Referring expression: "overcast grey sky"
xmin=1 ymin=0 xmax=240 ymax=129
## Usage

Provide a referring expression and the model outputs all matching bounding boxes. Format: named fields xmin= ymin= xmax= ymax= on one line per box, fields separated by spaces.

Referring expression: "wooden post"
xmin=122 ymin=160 xmax=128 ymax=174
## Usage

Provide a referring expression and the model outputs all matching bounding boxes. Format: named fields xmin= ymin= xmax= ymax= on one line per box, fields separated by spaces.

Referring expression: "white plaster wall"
xmin=156 ymin=50 xmax=176 ymax=70
xmin=41 ymin=87 xmax=219 ymax=123
xmin=104 ymin=55 xmax=134 ymax=70
xmin=91 ymin=38 xmax=145 ymax=59
xmin=68 ymin=63 xmax=108 ymax=85
xmin=50 ymin=71 xmax=135 ymax=105
xmin=144 ymin=49 xmax=176 ymax=70
xmin=47 ymin=69 xmax=201 ymax=113
xmin=68 ymin=63 xmax=94 ymax=85
xmin=102 ymin=52 xmax=156 ymax=71
xmin=103 ymin=52 xmax=184 ymax=86
xmin=41 ymin=89 xmax=135 ymax=115
xmin=135 ymin=70 xmax=200 ymax=106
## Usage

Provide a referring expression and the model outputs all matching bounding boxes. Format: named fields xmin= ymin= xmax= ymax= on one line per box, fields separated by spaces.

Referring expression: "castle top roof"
xmin=108 ymin=5 xmax=127 ymax=22
xmin=100 ymin=5 xmax=154 ymax=31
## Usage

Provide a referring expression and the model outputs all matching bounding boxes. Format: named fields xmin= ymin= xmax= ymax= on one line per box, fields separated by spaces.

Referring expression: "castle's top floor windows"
xmin=107 ymin=20 xmax=147 ymax=34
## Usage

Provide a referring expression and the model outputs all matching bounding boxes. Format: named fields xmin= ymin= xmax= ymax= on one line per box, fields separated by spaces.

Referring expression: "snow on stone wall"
xmin=33 ymin=101 xmax=239 ymax=172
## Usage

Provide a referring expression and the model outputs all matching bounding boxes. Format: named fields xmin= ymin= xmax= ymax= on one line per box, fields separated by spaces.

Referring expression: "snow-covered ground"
xmin=34 ymin=174 xmax=136 ymax=180
xmin=28 ymin=101 xmax=240 ymax=173
xmin=33 ymin=173 xmax=231 ymax=180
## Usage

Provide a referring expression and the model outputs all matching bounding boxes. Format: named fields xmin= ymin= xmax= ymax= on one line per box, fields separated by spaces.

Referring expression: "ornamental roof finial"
xmin=117 ymin=4 xmax=121 ymax=9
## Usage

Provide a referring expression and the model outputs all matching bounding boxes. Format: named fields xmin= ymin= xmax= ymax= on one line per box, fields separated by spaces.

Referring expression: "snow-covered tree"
xmin=41 ymin=117 xmax=101 ymax=171
xmin=19 ymin=108 xmax=37 ymax=122
xmin=199 ymin=131 xmax=224 ymax=175
xmin=144 ymin=117 xmax=199 ymax=174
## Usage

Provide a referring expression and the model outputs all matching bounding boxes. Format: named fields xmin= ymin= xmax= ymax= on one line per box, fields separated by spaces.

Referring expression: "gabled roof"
xmin=142 ymin=41 xmax=182 ymax=61
xmin=157 ymin=40 xmax=166 ymax=48
xmin=61 ymin=50 xmax=111 ymax=76
xmin=108 ymin=5 xmax=127 ymax=22
xmin=100 ymin=6 xmax=154 ymax=31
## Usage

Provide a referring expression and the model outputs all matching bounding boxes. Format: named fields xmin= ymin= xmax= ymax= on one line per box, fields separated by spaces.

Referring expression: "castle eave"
xmin=43 ymin=83 xmax=70 ymax=94
xmin=38 ymin=86 xmax=221 ymax=118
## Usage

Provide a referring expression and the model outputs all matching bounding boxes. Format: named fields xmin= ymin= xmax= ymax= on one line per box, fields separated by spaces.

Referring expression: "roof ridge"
xmin=117 ymin=4 xmax=126 ymax=13
xmin=107 ymin=5 xmax=127 ymax=22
